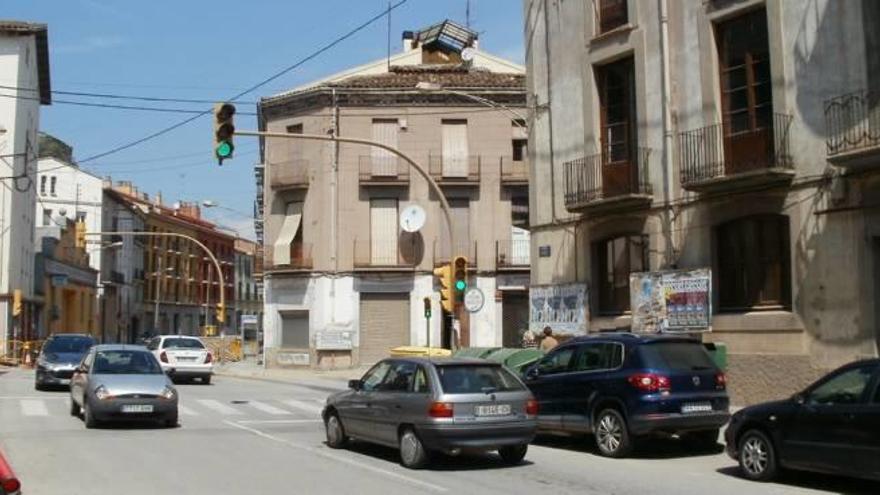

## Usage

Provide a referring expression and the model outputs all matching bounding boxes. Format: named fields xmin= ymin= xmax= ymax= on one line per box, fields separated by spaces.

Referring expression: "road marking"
xmin=224 ymin=420 xmax=448 ymax=493
xmin=0 ymin=396 xmax=69 ymax=400
xmin=282 ymin=399 xmax=323 ymax=416
xmin=197 ymin=399 xmax=242 ymax=415
xmin=236 ymin=419 xmax=322 ymax=425
xmin=21 ymin=399 xmax=49 ymax=416
xmin=247 ymin=401 xmax=291 ymax=415
xmin=178 ymin=405 xmax=198 ymax=416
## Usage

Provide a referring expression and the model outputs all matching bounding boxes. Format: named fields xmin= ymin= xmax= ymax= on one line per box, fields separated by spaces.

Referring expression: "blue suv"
xmin=523 ymin=333 xmax=730 ymax=457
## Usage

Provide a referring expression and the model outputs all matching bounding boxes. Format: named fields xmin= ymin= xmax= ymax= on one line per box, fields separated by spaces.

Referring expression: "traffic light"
xmin=423 ymin=296 xmax=431 ymax=318
xmin=453 ymin=256 xmax=468 ymax=302
xmin=12 ymin=289 xmax=22 ymax=317
xmin=213 ymin=102 xmax=236 ymax=165
xmin=75 ymin=220 xmax=86 ymax=249
xmin=216 ymin=302 xmax=226 ymax=324
xmin=433 ymin=264 xmax=453 ymax=313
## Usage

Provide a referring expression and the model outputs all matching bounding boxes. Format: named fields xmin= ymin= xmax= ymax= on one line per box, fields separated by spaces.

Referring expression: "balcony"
xmin=500 ymin=157 xmax=529 ymax=186
xmin=352 ymin=239 xmax=420 ymax=270
xmin=428 ymin=154 xmax=481 ymax=184
xmin=264 ymin=243 xmax=313 ymax=272
xmin=564 ymin=148 xmax=653 ymax=214
xmin=358 ymin=156 xmax=410 ymax=186
xmin=433 ymin=240 xmax=478 ymax=267
xmin=269 ymin=159 xmax=309 ymax=190
xmin=825 ymin=89 xmax=880 ymax=168
xmin=496 ymin=239 xmax=530 ymax=269
xmin=679 ymin=113 xmax=794 ymax=193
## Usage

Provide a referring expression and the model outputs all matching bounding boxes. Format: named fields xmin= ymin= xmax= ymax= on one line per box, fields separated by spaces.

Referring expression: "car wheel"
xmin=399 ymin=428 xmax=430 ymax=469
xmin=202 ymin=375 xmax=211 ymax=385
xmin=498 ymin=444 xmax=528 ymax=465
xmin=684 ymin=428 xmax=720 ymax=449
xmin=325 ymin=412 xmax=348 ymax=449
xmin=69 ymin=397 xmax=81 ymax=417
xmin=738 ymin=429 xmax=778 ymax=481
xmin=594 ymin=408 xmax=632 ymax=458
xmin=83 ymin=400 xmax=99 ymax=429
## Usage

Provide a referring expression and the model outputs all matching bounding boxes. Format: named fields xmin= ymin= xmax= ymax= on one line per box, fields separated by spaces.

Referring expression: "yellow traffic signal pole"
xmin=234 ymin=129 xmax=458 ymax=344
xmin=83 ymin=231 xmax=227 ymax=334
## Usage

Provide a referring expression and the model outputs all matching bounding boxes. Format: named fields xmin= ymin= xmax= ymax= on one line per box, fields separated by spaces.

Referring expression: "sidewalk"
xmin=213 ymin=359 xmax=370 ymax=391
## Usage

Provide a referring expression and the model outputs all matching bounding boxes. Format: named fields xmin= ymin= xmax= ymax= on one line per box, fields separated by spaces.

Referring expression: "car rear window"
xmin=637 ymin=342 xmax=716 ymax=371
xmin=44 ymin=337 xmax=95 ymax=354
xmin=436 ymin=365 xmax=526 ymax=394
xmin=162 ymin=338 xmax=205 ymax=349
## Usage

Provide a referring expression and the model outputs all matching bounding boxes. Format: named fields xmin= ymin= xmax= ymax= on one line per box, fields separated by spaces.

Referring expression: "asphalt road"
xmin=0 ymin=367 xmax=876 ymax=495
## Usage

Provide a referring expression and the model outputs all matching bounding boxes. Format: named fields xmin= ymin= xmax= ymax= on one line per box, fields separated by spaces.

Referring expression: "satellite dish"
xmin=58 ymin=207 xmax=68 ymax=217
xmin=461 ymin=47 xmax=475 ymax=62
xmin=400 ymin=205 xmax=426 ymax=233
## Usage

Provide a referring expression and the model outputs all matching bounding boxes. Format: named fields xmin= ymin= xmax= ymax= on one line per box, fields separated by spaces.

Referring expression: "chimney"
xmin=115 ymin=181 xmax=135 ymax=196
xmin=155 ymin=191 xmax=163 ymax=207
xmin=178 ymin=202 xmax=201 ymax=220
xmin=402 ymin=30 xmax=417 ymax=52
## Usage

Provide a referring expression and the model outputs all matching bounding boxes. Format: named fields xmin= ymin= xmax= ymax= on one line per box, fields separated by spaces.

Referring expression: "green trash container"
xmin=453 ymin=347 xmax=500 ymax=359
xmin=704 ymin=342 xmax=728 ymax=371
xmin=484 ymin=348 xmax=545 ymax=374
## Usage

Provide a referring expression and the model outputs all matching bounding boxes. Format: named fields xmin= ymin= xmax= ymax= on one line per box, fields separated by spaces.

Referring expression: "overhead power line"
xmin=0 ymin=84 xmax=259 ymax=105
xmin=0 ymin=92 xmax=258 ymax=116
xmin=76 ymin=0 xmax=410 ymax=164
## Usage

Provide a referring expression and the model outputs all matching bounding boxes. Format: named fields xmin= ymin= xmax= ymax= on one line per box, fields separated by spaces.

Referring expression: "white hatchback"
xmin=147 ymin=335 xmax=214 ymax=384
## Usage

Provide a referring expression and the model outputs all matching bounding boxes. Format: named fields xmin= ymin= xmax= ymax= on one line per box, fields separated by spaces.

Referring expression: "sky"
xmin=3 ymin=0 xmax=525 ymax=239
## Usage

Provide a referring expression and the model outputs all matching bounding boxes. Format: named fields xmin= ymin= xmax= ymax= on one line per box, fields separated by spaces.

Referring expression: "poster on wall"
xmin=529 ymin=283 xmax=589 ymax=334
xmin=630 ymin=269 xmax=712 ymax=333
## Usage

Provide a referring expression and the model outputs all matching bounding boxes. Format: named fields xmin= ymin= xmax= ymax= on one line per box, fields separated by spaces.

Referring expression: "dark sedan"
xmin=35 ymin=334 xmax=96 ymax=390
xmin=725 ymin=359 xmax=880 ymax=482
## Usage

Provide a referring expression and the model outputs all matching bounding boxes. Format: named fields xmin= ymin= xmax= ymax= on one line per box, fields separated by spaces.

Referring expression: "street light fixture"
xmin=415 ymin=81 xmax=529 ymax=128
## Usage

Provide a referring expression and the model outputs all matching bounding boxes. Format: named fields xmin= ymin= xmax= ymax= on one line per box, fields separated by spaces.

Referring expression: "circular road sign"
xmin=463 ymin=287 xmax=485 ymax=313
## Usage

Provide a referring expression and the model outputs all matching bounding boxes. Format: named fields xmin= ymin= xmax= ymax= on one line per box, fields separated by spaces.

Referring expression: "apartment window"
xmin=717 ymin=215 xmax=790 ymax=310
xmin=512 ymin=139 xmax=528 ymax=162
xmin=50 ymin=176 xmax=57 ymax=196
xmin=597 ymin=0 xmax=628 ymax=35
xmin=597 ymin=57 xmax=636 ymax=165
xmin=76 ymin=211 xmax=87 ymax=223
xmin=42 ymin=209 xmax=53 ymax=227
xmin=596 ymin=235 xmax=648 ymax=315
xmin=371 ymin=119 xmax=399 ymax=176
xmin=441 ymin=120 xmax=469 ymax=177
xmin=511 ymin=195 xmax=529 ymax=229
xmin=40 ymin=176 xmax=47 ymax=195
xmin=285 ymin=123 xmax=304 ymax=164
xmin=370 ymin=198 xmax=399 ymax=265
xmin=716 ymin=8 xmax=772 ymax=135
xmin=273 ymin=201 xmax=303 ymax=266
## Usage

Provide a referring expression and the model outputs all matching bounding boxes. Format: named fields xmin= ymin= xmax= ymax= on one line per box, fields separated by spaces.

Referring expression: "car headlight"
xmin=159 ymin=386 xmax=177 ymax=400
xmin=94 ymin=385 xmax=113 ymax=401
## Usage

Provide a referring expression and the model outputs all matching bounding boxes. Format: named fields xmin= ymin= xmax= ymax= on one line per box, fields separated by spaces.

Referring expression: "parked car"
xmin=523 ymin=333 xmax=730 ymax=458
xmin=0 ymin=450 xmax=20 ymax=495
xmin=725 ymin=359 xmax=880 ymax=482
xmin=69 ymin=344 xmax=179 ymax=428
xmin=35 ymin=333 xmax=96 ymax=390
xmin=322 ymin=357 xmax=538 ymax=469
xmin=147 ymin=335 xmax=213 ymax=384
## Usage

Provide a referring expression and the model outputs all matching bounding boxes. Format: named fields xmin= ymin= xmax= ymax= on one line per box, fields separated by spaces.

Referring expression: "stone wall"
xmin=726 ymin=353 xmax=828 ymax=406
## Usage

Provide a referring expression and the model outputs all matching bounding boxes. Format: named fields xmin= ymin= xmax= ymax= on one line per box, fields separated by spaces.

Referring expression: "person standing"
xmin=540 ymin=326 xmax=559 ymax=351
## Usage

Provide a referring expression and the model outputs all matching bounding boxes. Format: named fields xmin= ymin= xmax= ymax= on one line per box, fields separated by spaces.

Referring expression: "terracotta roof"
xmin=326 ymin=65 xmax=524 ymax=90
xmin=0 ymin=20 xmax=51 ymax=104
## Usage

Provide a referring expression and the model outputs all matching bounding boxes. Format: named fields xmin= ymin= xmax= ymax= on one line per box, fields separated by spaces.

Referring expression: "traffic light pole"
xmin=83 ymin=231 xmax=227 ymax=333
xmin=235 ymin=129 xmax=458 ymax=347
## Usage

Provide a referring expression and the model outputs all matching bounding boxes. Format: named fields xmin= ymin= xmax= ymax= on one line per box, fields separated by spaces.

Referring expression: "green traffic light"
xmin=216 ymin=141 xmax=233 ymax=158
xmin=455 ymin=280 xmax=467 ymax=292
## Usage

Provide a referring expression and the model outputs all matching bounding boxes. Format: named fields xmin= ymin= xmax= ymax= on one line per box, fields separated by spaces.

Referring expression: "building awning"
xmin=273 ymin=203 xmax=302 ymax=265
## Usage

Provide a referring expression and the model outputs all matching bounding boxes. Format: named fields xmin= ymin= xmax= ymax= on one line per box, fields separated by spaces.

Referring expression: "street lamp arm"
xmin=440 ymin=90 xmax=528 ymax=127
xmin=83 ymin=231 xmax=226 ymax=328
xmin=235 ymin=130 xmax=456 ymax=259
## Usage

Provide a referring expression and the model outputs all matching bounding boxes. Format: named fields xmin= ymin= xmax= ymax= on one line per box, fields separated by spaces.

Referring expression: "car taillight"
xmin=715 ymin=372 xmax=726 ymax=390
xmin=526 ymin=399 xmax=539 ymax=416
xmin=628 ymin=373 xmax=671 ymax=393
xmin=159 ymin=351 xmax=168 ymax=363
xmin=428 ymin=401 xmax=454 ymax=418
xmin=204 ymin=352 xmax=213 ymax=364
xmin=2 ymin=477 xmax=21 ymax=493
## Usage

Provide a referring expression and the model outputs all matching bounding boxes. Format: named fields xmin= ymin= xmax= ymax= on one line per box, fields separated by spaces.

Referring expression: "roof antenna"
xmin=466 ymin=0 xmax=471 ymax=28
xmin=386 ymin=0 xmax=392 ymax=70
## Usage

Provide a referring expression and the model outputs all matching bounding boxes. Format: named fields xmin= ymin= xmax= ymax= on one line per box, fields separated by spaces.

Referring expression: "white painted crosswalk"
xmin=248 ymin=400 xmax=292 ymax=416
xmin=282 ymin=399 xmax=324 ymax=416
xmin=196 ymin=399 xmax=245 ymax=415
xmin=21 ymin=399 xmax=49 ymax=416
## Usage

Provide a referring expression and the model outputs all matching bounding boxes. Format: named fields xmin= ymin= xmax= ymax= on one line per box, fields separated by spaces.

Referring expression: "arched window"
xmin=716 ymin=214 xmax=790 ymax=310
xmin=595 ymin=235 xmax=648 ymax=315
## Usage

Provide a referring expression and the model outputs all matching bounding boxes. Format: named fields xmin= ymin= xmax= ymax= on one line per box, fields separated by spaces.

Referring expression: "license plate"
xmin=177 ymin=356 xmax=198 ymax=362
xmin=681 ymin=402 xmax=713 ymax=414
xmin=475 ymin=404 xmax=511 ymax=417
xmin=121 ymin=404 xmax=154 ymax=413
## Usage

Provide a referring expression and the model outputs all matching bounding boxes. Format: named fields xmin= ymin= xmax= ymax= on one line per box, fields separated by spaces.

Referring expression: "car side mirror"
xmin=348 ymin=379 xmax=362 ymax=391
xmin=166 ymin=368 xmax=177 ymax=376
xmin=793 ymin=393 xmax=806 ymax=405
xmin=525 ymin=367 xmax=540 ymax=380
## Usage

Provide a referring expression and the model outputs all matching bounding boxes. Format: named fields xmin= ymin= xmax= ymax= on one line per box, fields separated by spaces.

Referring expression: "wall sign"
xmin=630 ymin=268 xmax=712 ymax=333
xmin=538 ymin=245 xmax=551 ymax=258
xmin=463 ymin=287 xmax=485 ymax=313
xmin=529 ymin=283 xmax=588 ymax=334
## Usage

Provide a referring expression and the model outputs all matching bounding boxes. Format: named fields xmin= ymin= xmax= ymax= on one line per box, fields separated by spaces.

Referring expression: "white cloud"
xmin=55 ymin=35 xmax=127 ymax=54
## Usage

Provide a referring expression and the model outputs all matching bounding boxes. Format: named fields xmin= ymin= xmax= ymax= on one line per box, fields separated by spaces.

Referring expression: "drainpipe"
xmin=658 ymin=0 xmax=677 ymax=266
xmin=542 ymin=0 xmax=561 ymax=224
xmin=330 ymin=88 xmax=339 ymax=323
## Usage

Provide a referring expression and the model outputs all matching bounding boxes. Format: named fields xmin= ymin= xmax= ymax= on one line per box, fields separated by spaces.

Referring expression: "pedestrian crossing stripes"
xmin=282 ymin=399 xmax=324 ymax=416
xmin=21 ymin=399 xmax=49 ymax=416
xmin=247 ymin=401 xmax=291 ymax=415
xmin=197 ymin=399 xmax=244 ymax=415
xmin=178 ymin=405 xmax=199 ymax=416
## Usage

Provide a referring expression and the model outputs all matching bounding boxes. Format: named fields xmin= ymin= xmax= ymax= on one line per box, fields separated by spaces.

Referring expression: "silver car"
xmin=69 ymin=345 xmax=179 ymax=428
xmin=323 ymin=357 xmax=538 ymax=469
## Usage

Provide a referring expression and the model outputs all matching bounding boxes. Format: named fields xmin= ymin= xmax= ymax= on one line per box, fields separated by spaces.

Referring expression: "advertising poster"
xmin=529 ymin=283 xmax=589 ymax=334
xmin=630 ymin=269 xmax=712 ymax=333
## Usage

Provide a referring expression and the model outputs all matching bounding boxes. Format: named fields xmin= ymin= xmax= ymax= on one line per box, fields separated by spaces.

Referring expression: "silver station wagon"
xmin=323 ymin=357 xmax=538 ymax=469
